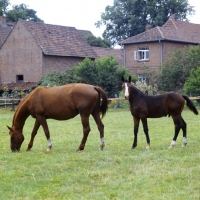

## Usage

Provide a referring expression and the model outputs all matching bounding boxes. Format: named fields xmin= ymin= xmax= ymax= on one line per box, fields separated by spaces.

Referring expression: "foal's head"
xmin=7 ymin=126 xmax=24 ymax=152
xmin=121 ymin=76 xmax=132 ymax=99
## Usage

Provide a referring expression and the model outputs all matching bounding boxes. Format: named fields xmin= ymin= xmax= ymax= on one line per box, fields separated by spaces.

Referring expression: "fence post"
xmin=114 ymin=94 xmax=119 ymax=110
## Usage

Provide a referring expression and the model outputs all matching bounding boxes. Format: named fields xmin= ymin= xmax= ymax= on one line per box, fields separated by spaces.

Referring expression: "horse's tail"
xmin=182 ymin=95 xmax=199 ymax=115
xmin=94 ymin=86 xmax=108 ymax=119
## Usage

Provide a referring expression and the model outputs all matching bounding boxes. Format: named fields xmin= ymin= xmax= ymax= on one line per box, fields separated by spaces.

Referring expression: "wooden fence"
xmin=1 ymin=96 xmax=200 ymax=111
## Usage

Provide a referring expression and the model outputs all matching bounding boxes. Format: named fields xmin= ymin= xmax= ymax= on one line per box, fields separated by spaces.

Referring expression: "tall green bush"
xmin=184 ymin=67 xmax=200 ymax=96
xmin=157 ymin=45 xmax=200 ymax=92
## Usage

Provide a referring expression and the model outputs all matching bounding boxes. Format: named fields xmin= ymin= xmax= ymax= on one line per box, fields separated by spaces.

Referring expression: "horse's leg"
xmin=181 ymin=117 xmax=187 ymax=147
xmin=169 ymin=116 xmax=181 ymax=148
xmin=141 ymin=118 xmax=150 ymax=149
xmin=77 ymin=114 xmax=91 ymax=151
xmin=36 ymin=116 xmax=52 ymax=151
xmin=92 ymin=111 xmax=105 ymax=150
xmin=132 ymin=117 xmax=140 ymax=149
xmin=26 ymin=119 xmax=41 ymax=151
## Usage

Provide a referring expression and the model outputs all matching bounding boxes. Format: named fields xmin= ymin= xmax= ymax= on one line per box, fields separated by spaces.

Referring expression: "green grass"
xmin=0 ymin=107 xmax=200 ymax=199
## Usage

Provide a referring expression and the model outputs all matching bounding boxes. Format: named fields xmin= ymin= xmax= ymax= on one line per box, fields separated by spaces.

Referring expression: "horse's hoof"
xmin=76 ymin=148 xmax=83 ymax=152
xmin=99 ymin=144 xmax=105 ymax=151
xmin=182 ymin=143 xmax=187 ymax=147
xmin=146 ymin=144 xmax=150 ymax=149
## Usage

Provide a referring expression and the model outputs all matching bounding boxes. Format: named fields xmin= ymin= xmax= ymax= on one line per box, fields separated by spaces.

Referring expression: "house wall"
xmin=162 ymin=41 xmax=190 ymax=61
xmin=42 ymin=55 xmax=84 ymax=75
xmin=0 ymin=21 xmax=43 ymax=84
xmin=124 ymin=41 xmax=191 ymax=75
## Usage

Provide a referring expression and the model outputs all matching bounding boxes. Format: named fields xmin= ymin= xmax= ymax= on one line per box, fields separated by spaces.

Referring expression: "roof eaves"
xmin=121 ymin=38 xmax=200 ymax=45
xmin=161 ymin=39 xmax=200 ymax=45
xmin=43 ymin=52 xmax=97 ymax=59
xmin=120 ymin=39 xmax=163 ymax=45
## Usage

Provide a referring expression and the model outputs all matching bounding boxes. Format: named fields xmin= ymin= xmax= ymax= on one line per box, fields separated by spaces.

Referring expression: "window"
xmin=138 ymin=74 xmax=149 ymax=85
xmin=134 ymin=47 xmax=149 ymax=61
xmin=16 ymin=75 xmax=24 ymax=82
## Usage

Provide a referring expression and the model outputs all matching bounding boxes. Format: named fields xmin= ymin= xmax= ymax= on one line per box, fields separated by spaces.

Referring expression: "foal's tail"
xmin=182 ymin=95 xmax=199 ymax=115
xmin=94 ymin=86 xmax=108 ymax=119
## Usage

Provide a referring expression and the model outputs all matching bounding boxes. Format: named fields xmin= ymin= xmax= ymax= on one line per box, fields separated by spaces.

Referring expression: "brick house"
xmin=120 ymin=14 xmax=200 ymax=83
xmin=0 ymin=18 xmax=123 ymax=89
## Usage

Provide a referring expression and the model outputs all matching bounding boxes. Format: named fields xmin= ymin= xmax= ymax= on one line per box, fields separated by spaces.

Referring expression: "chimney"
xmin=145 ymin=25 xmax=151 ymax=31
xmin=0 ymin=16 xmax=7 ymax=25
xmin=170 ymin=14 xmax=176 ymax=20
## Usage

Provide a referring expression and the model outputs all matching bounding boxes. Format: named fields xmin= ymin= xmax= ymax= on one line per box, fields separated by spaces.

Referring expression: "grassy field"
xmin=0 ymin=106 xmax=199 ymax=200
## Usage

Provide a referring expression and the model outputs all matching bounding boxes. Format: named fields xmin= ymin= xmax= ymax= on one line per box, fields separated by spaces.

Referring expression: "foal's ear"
xmin=121 ymin=76 xmax=125 ymax=82
xmin=128 ymin=76 xmax=131 ymax=82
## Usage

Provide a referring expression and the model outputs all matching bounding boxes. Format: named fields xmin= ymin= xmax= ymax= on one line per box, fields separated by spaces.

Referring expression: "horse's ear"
xmin=121 ymin=76 xmax=125 ymax=82
xmin=7 ymin=126 xmax=12 ymax=131
xmin=128 ymin=76 xmax=131 ymax=83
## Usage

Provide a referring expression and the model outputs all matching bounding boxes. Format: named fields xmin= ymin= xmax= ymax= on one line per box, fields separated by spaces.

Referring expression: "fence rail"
xmin=1 ymin=96 xmax=200 ymax=110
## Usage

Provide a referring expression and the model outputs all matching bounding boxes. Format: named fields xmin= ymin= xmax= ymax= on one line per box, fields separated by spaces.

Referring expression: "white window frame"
xmin=138 ymin=74 xmax=149 ymax=85
xmin=134 ymin=47 xmax=149 ymax=61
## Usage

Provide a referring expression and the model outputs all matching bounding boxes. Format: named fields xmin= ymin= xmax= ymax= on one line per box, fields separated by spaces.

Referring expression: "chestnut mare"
xmin=121 ymin=76 xmax=198 ymax=149
xmin=7 ymin=83 xmax=108 ymax=152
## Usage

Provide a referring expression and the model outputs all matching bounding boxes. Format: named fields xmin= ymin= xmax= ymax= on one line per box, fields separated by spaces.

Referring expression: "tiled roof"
xmin=0 ymin=24 xmax=13 ymax=46
xmin=20 ymin=20 xmax=98 ymax=58
xmin=120 ymin=16 xmax=200 ymax=45
xmin=78 ymin=29 xmax=94 ymax=37
xmin=92 ymin=47 xmax=124 ymax=64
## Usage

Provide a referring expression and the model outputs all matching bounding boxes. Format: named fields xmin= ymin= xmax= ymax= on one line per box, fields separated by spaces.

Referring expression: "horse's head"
xmin=7 ymin=126 xmax=24 ymax=152
xmin=121 ymin=76 xmax=132 ymax=99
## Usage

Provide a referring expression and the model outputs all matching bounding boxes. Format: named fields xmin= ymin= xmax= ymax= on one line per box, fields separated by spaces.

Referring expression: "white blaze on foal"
xmin=124 ymin=83 xmax=129 ymax=98
xmin=99 ymin=137 xmax=105 ymax=150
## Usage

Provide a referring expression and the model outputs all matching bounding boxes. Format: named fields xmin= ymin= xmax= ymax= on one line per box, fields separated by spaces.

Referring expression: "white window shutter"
xmin=134 ymin=51 xmax=137 ymax=60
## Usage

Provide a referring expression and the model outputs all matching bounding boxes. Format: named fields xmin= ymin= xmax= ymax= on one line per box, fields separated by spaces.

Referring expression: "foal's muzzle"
xmin=124 ymin=96 xmax=129 ymax=100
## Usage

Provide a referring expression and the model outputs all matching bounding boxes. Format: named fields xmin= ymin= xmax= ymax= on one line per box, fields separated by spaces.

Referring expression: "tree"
xmin=85 ymin=35 xmax=111 ymax=48
xmin=157 ymin=45 xmax=200 ymax=92
xmin=96 ymin=0 xmax=194 ymax=45
xmin=6 ymin=4 xmax=43 ymax=22
xmin=0 ymin=0 xmax=9 ymax=16
xmin=184 ymin=67 xmax=200 ymax=96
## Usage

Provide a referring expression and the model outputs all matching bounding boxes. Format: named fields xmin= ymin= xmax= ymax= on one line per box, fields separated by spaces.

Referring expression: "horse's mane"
xmin=12 ymin=94 xmax=30 ymax=126
xmin=131 ymin=84 xmax=145 ymax=96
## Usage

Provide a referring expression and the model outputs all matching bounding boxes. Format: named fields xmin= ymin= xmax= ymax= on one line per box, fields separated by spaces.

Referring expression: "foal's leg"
xmin=132 ymin=117 xmax=140 ymax=149
xmin=141 ymin=118 xmax=150 ymax=149
xmin=181 ymin=117 xmax=187 ymax=147
xmin=26 ymin=119 xmax=40 ymax=151
xmin=77 ymin=114 xmax=91 ymax=151
xmin=92 ymin=111 xmax=105 ymax=150
xmin=169 ymin=116 xmax=181 ymax=148
xmin=37 ymin=116 xmax=52 ymax=151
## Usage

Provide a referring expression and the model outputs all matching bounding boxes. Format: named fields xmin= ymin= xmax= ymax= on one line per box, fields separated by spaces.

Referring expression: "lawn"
xmin=0 ymin=106 xmax=199 ymax=200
